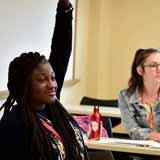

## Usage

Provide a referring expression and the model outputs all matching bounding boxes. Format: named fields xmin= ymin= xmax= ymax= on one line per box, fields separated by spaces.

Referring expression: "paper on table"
xmin=149 ymin=141 xmax=160 ymax=148
xmin=97 ymin=138 xmax=150 ymax=146
xmin=105 ymin=138 xmax=160 ymax=148
xmin=85 ymin=137 xmax=160 ymax=148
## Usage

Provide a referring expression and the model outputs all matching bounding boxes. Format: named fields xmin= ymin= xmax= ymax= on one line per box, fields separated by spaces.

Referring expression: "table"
xmin=65 ymin=104 xmax=121 ymax=118
xmin=85 ymin=138 xmax=160 ymax=156
xmin=65 ymin=104 xmax=126 ymax=134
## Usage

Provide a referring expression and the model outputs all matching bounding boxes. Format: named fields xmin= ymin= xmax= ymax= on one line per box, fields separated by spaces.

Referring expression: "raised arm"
xmin=49 ymin=0 xmax=73 ymax=99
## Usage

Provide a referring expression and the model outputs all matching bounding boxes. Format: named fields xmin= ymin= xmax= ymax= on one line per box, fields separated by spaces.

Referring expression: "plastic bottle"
xmin=88 ymin=106 xmax=101 ymax=140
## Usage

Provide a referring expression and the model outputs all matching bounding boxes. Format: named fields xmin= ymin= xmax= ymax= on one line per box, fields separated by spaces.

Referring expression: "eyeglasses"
xmin=141 ymin=63 xmax=160 ymax=70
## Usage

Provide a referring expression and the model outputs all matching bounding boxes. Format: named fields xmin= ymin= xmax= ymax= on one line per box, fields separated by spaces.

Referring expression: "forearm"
xmin=48 ymin=0 xmax=73 ymax=98
xmin=50 ymin=1 xmax=73 ymax=53
xmin=129 ymin=127 xmax=152 ymax=140
xmin=146 ymin=131 xmax=160 ymax=142
xmin=120 ymin=106 xmax=152 ymax=140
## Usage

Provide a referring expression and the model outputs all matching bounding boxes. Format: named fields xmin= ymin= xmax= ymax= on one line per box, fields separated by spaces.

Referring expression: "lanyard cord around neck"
xmin=39 ymin=117 xmax=64 ymax=144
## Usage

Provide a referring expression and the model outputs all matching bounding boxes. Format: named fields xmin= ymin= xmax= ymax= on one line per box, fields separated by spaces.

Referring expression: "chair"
xmin=80 ymin=96 xmax=125 ymax=160
xmin=80 ymin=96 xmax=121 ymax=130
xmin=77 ymin=96 xmax=115 ymax=160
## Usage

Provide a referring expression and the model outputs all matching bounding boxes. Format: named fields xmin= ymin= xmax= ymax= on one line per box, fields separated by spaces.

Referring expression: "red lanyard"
xmin=40 ymin=118 xmax=63 ymax=144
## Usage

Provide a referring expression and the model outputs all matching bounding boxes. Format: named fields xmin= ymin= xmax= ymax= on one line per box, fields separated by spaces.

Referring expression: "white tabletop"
xmin=65 ymin=104 xmax=121 ymax=118
xmin=85 ymin=138 xmax=160 ymax=156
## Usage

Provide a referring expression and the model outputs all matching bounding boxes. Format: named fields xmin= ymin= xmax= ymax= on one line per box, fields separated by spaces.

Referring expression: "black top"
xmin=0 ymin=106 xmax=31 ymax=160
xmin=0 ymin=104 xmax=88 ymax=160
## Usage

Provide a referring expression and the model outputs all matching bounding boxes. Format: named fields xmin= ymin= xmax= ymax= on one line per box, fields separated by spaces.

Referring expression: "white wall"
xmin=0 ymin=0 xmax=75 ymax=91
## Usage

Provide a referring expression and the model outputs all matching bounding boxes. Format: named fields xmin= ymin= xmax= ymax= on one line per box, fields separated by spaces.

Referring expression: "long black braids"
xmin=0 ymin=52 xmax=84 ymax=160
xmin=0 ymin=52 xmax=53 ymax=160
xmin=47 ymin=99 xmax=83 ymax=160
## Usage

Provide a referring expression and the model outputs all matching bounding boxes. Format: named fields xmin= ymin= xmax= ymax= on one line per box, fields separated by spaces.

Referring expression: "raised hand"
xmin=58 ymin=0 xmax=70 ymax=9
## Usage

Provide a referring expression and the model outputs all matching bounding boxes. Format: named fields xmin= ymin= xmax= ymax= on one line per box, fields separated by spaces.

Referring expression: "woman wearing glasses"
xmin=118 ymin=48 xmax=160 ymax=159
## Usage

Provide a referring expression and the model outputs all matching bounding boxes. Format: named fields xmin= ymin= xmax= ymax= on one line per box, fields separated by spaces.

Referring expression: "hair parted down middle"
xmin=127 ymin=48 xmax=160 ymax=95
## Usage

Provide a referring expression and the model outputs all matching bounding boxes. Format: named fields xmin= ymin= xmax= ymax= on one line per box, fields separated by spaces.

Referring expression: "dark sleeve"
xmin=0 ymin=112 xmax=30 ymax=160
xmin=49 ymin=3 xmax=73 ymax=99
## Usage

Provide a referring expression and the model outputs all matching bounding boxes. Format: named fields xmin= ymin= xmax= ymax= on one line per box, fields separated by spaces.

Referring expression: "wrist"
xmin=64 ymin=5 xmax=74 ymax=13
xmin=57 ymin=3 xmax=73 ymax=14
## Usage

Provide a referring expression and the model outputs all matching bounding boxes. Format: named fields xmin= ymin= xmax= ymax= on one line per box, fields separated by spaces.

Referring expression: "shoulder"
xmin=118 ymin=88 xmax=128 ymax=99
xmin=0 ymin=105 xmax=23 ymax=126
xmin=118 ymin=88 xmax=131 ymax=108
xmin=119 ymin=87 xmax=140 ymax=104
xmin=0 ymin=106 xmax=25 ymax=144
xmin=0 ymin=106 xmax=31 ymax=160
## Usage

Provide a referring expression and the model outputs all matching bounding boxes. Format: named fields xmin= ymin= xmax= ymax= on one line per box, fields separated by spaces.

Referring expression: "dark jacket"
xmin=0 ymin=106 xmax=31 ymax=160
xmin=0 ymin=104 xmax=89 ymax=160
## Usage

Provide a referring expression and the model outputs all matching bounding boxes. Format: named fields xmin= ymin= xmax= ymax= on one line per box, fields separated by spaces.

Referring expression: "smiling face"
xmin=137 ymin=52 xmax=160 ymax=85
xmin=30 ymin=61 xmax=57 ymax=110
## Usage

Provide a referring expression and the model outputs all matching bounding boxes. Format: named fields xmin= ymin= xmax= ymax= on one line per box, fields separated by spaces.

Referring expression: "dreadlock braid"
xmin=48 ymin=100 xmax=83 ymax=160
xmin=7 ymin=52 xmax=45 ymax=102
xmin=1 ymin=52 xmax=85 ymax=160
xmin=1 ymin=52 xmax=52 ymax=160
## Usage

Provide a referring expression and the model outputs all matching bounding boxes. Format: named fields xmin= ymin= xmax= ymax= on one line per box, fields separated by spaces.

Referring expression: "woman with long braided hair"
xmin=0 ymin=52 xmax=88 ymax=160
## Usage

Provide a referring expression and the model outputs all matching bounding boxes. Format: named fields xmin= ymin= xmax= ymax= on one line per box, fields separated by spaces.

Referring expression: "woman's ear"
xmin=136 ymin=66 xmax=143 ymax=76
